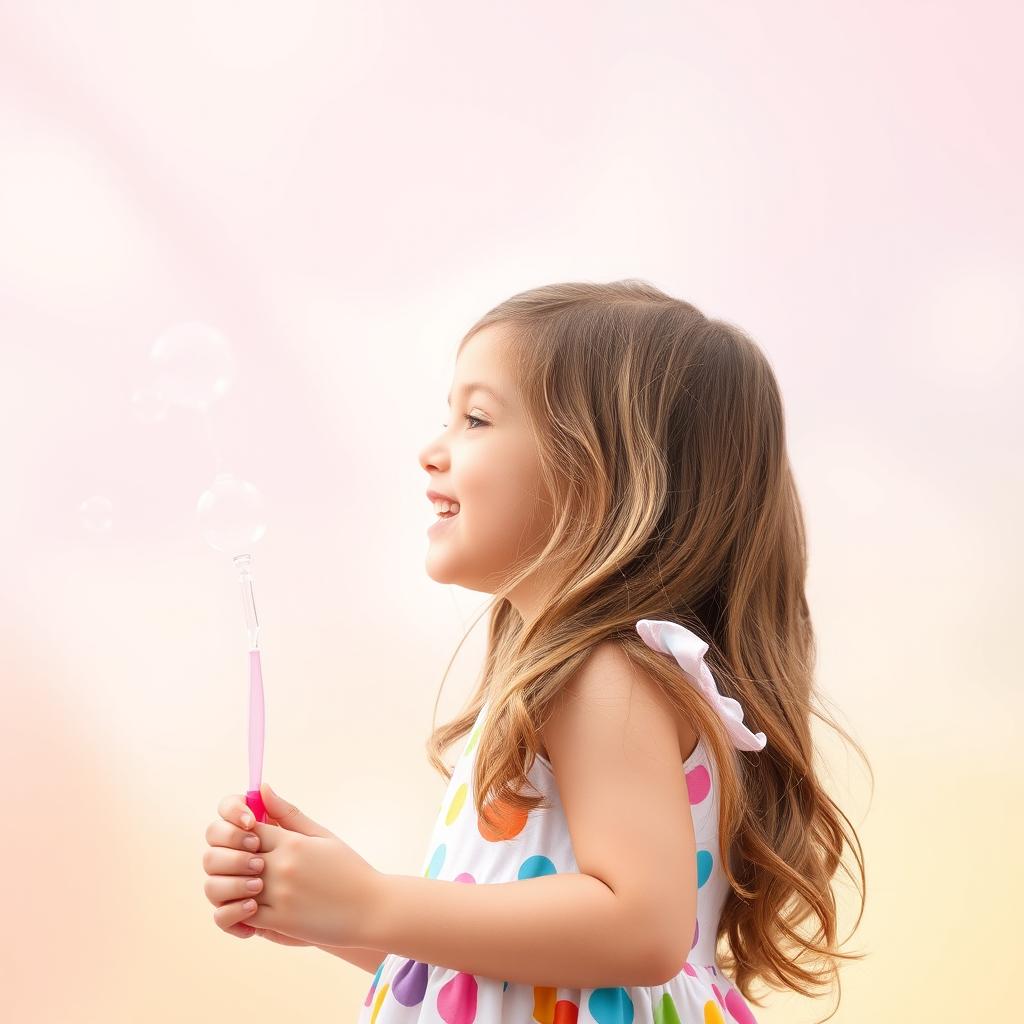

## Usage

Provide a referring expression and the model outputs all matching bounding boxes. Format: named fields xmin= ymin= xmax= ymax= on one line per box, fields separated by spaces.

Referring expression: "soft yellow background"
xmin=2 ymin=2 xmax=1020 ymax=1021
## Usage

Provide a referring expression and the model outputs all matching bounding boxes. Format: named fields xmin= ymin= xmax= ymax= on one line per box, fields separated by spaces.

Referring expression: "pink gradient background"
xmin=2 ymin=2 xmax=1020 ymax=1020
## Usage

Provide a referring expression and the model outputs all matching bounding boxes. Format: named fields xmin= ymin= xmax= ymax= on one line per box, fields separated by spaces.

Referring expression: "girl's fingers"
xmin=204 ymin=817 xmax=260 ymax=853
xmin=204 ymin=873 xmax=264 ymax=907
xmin=213 ymin=896 xmax=260 ymax=937
xmin=202 ymin=845 xmax=264 ymax=879
xmin=217 ymin=793 xmax=256 ymax=831
xmin=206 ymin=794 xmax=265 ymax=939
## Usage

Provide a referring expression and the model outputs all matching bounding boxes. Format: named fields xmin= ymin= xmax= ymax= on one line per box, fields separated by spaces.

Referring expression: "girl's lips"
xmin=426 ymin=489 xmax=459 ymax=504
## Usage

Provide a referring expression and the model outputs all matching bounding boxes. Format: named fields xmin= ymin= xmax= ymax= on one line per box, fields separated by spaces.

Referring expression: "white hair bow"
xmin=635 ymin=618 xmax=768 ymax=752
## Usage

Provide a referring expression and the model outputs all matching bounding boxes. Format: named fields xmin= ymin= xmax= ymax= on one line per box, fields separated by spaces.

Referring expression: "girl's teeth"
xmin=433 ymin=500 xmax=460 ymax=515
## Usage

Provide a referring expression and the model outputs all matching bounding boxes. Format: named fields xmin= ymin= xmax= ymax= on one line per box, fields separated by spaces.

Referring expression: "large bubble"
xmin=196 ymin=472 xmax=267 ymax=557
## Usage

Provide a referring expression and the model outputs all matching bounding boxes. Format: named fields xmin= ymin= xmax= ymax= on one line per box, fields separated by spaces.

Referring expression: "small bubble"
xmin=79 ymin=495 xmax=113 ymax=535
xmin=150 ymin=321 xmax=236 ymax=410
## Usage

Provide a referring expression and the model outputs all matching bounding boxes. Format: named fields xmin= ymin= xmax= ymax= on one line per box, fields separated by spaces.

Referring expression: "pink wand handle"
xmin=246 ymin=648 xmax=268 ymax=822
xmin=246 ymin=788 xmax=267 ymax=824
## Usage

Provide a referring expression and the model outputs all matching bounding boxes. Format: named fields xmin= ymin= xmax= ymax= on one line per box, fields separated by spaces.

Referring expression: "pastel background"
xmin=2 ymin=2 xmax=1019 ymax=1021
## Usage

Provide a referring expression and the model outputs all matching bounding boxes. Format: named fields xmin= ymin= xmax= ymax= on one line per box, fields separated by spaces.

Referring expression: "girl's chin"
xmin=425 ymin=564 xmax=468 ymax=589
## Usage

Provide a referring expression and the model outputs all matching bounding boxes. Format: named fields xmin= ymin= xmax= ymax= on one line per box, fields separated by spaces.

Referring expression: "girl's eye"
xmin=441 ymin=415 xmax=487 ymax=430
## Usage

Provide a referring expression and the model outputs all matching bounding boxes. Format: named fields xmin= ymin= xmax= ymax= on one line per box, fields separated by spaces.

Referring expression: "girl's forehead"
xmin=447 ymin=379 xmax=506 ymax=408
xmin=453 ymin=337 xmax=514 ymax=401
xmin=452 ymin=324 xmax=532 ymax=414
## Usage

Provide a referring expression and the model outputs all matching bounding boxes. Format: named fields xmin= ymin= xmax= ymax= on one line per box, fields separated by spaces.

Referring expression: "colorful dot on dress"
xmin=533 ymin=984 xmax=557 ymax=1021
xmin=464 ymin=722 xmax=483 ymax=756
xmin=391 ymin=959 xmax=428 ymax=1007
xmin=445 ymin=783 xmax=468 ymax=825
xmin=364 ymin=960 xmax=385 ymax=1006
xmin=588 ymin=987 xmax=634 ymax=1024
xmin=653 ymin=991 xmax=683 ymax=1024
xmin=702 ymin=998 xmax=726 ymax=1024
xmin=370 ymin=983 xmax=389 ymax=1024
xmin=425 ymin=843 xmax=446 ymax=878
xmin=696 ymin=849 xmax=714 ymax=887
xmin=553 ymin=998 xmax=580 ymax=1024
xmin=437 ymin=971 xmax=478 ymax=1024
xmin=724 ymin=989 xmax=758 ymax=1024
xmin=453 ymin=871 xmax=476 ymax=883
xmin=686 ymin=764 xmax=712 ymax=804
xmin=518 ymin=854 xmax=557 ymax=879
xmin=477 ymin=795 xmax=529 ymax=841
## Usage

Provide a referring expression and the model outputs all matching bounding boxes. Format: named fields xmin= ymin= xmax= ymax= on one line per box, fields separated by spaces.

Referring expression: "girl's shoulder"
xmin=535 ymin=638 xmax=701 ymax=766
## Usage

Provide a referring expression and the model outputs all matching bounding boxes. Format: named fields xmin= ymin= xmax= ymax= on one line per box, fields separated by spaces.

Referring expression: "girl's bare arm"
xmin=318 ymin=944 xmax=389 ymax=974
xmin=355 ymin=648 xmax=696 ymax=989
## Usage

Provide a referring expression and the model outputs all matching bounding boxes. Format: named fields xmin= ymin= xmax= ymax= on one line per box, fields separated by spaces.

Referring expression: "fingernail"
xmin=249 ymin=858 xmax=263 ymax=871
xmin=244 ymin=835 xmax=260 ymax=850
xmin=241 ymin=813 xmax=253 ymax=827
xmin=246 ymin=878 xmax=262 ymax=891
xmin=244 ymin=899 xmax=256 ymax=911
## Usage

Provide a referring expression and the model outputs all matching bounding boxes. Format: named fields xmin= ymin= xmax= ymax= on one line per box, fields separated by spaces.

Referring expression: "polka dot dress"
xmin=358 ymin=619 xmax=768 ymax=1024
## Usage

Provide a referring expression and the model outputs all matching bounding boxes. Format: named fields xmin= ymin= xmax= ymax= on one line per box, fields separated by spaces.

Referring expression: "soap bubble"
xmin=150 ymin=321 xmax=236 ymax=410
xmin=79 ymin=495 xmax=113 ymax=535
xmin=197 ymin=471 xmax=267 ymax=556
xmin=130 ymin=385 xmax=168 ymax=424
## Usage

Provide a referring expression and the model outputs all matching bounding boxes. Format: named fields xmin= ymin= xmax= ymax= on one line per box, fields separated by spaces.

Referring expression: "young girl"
xmin=202 ymin=280 xmax=867 ymax=1023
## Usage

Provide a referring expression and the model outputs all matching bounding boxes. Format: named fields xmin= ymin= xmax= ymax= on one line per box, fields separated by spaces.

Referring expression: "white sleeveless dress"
xmin=357 ymin=619 xmax=768 ymax=1024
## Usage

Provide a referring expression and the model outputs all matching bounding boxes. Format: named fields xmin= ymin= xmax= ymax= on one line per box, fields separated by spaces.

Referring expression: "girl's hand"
xmin=244 ymin=782 xmax=383 ymax=950
xmin=202 ymin=793 xmax=315 ymax=947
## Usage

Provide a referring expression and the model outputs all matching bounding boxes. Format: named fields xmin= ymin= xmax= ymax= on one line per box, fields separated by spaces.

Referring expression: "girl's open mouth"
xmin=428 ymin=508 xmax=459 ymax=533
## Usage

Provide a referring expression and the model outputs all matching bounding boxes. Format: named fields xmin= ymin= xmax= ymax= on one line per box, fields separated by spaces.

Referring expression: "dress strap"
xmin=635 ymin=618 xmax=768 ymax=752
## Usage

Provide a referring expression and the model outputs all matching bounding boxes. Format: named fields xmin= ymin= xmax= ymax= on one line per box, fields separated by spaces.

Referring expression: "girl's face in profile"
xmin=419 ymin=324 xmax=553 ymax=607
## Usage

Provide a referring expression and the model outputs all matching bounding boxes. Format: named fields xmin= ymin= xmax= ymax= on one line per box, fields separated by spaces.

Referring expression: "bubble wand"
xmin=198 ymin=471 xmax=270 ymax=824
xmin=144 ymin=326 xmax=266 ymax=819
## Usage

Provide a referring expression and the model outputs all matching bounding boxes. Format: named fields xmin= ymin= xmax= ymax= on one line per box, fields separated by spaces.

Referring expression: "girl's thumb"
xmin=259 ymin=782 xmax=332 ymax=838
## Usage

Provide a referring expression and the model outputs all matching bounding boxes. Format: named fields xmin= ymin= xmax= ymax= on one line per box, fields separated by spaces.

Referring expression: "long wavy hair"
xmin=424 ymin=279 xmax=869 ymax=1018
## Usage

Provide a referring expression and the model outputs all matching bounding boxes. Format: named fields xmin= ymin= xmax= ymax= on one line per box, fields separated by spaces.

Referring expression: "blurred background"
xmin=2 ymin=1 xmax=1020 ymax=1021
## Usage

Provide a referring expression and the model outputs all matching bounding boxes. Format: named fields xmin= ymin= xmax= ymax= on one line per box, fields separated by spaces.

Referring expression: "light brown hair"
xmin=426 ymin=279 xmax=869 ymax=1017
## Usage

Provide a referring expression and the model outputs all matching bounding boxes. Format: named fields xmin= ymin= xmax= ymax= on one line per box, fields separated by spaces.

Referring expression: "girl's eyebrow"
xmin=446 ymin=382 xmax=505 ymax=407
